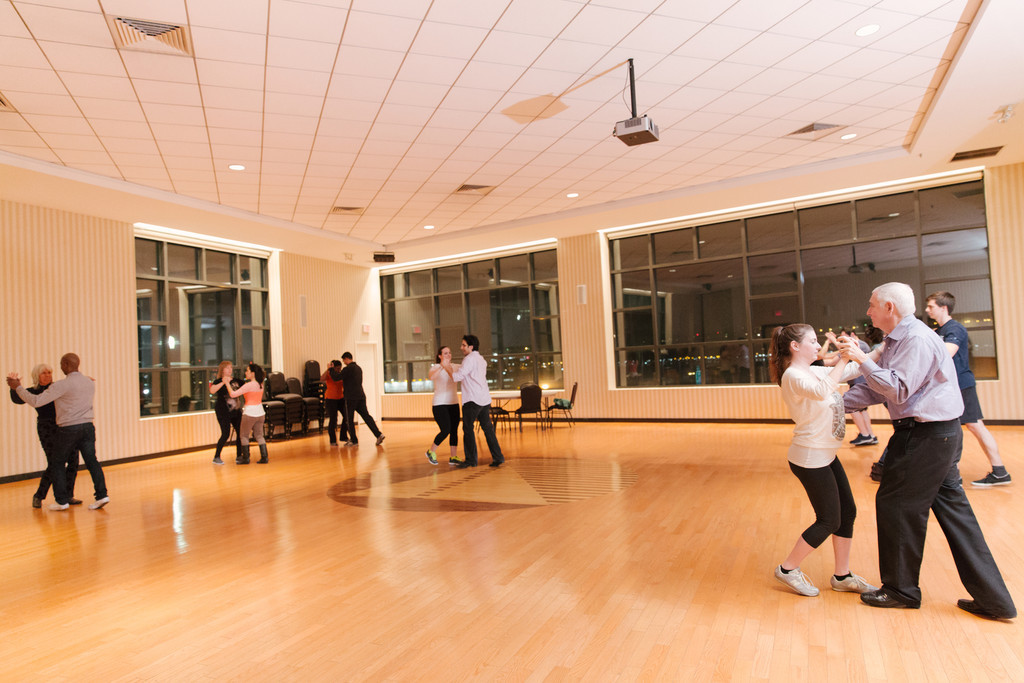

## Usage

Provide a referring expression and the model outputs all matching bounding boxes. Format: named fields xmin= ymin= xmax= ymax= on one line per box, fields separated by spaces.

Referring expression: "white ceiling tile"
xmin=190 ymin=27 xmax=267 ymax=66
xmin=59 ymin=72 xmax=135 ymax=100
xmin=366 ymin=121 xmax=421 ymax=143
xmin=410 ymin=21 xmax=488 ymax=60
xmin=148 ymin=121 xmax=208 ymax=142
xmin=262 ymin=112 xmax=319 ymax=134
xmin=474 ymin=31 xmax=551 ymax=68
xmin=872 ymin=16 xmax=959 ymax=54
xmin=642 ymin=54 xmax=715 ymax=86
xmin=775 ymin=40 xmax=860 ymax=72
xmin=619 ymin=15 xmax=704 ymax=53
xmin=2 ymin=36 xmax=55 ymax=69
xmin=718 ymin=0 xmax=809 ymax=31
xmin=874 ymin=0 xmax=958 ymax=16
xmin=821 ymin=79 xmax=893 ymax=105
xmin=200 ymin=85 xmax=263 ymax=112
xmin=423 ymin=0 xmax=505 ymax=28
xmin=440 ymin=86 xmax=503 ymax=112
xmin=676 ymin=24 xmax=761 ymax=60
xmin=532 ymin=40 xmax=612 ymax=78
xmin=495 ymin=0 xmax=581 ymax=38
xmin=133 ymin=79 xmax=202 ymax=106
xmin=561 ymin=4 xmax=646 ymax=46
xmin=55 ymin=149 xmax=112 ymax=164
xmin=689 ymin=62 xmax=763 ymax=91
xmin=264 ymin=92 xmax=324 ymax=116
xmin=75 ymin=98 xmax=146 ymax=121
xmin=15 ymin=4 xmax=112 ymax=47
xmin=205 ymin=107 xmax=263 ymax=131
xmin=267 ymin=35 xmax=338 ymax=72
xmin=3 ymin=145 xmax=61 ymax=162
xmin=820 ymin=8 xmax=919 ymax=47
xmin=0 ymin=2 xmax=31 ymax=38
xmin=104 ymin=137 xmax=160 ymax=155
xmin=119 ymin=51 xmax=197 ymax=84
xmin=265 ymin=66 xmax=331 ymax=97
xmin=733 ymin=67 xmax=809 ymax=97
xmin=333 ymin=45 xmax=405 ymax=79
xmin=0 ymin=129 xmax=46 ymax=146
xmin=729 ymin=33 xmax=812 ymax=67
xmin=0 ymin=66 xmax=65 ymax=95
xmin=141 ymin=102 xmax=206 ymax=126
xmin=195 ymin=59 xmax=265 ymax=88
xmin=397 ymin=54 xmax=467 ymax=86
xmin=186 ymin=0 xmax=268 ymax=34
xmin=269 ymin=0 xmax=348 ymax=43
xmin=343 ymin=10 xmax=421 ymax=51
xmin=100 ymin=0 xmax=189 ymax=23
xmin=37 ymin=41 xmax=124 ymax=75
xmin=9 ymin=92 xmax=79 ymax=116
xmin=769 ymin=0 xmax=867 ymax=39
xmin=384 ymin=80 xmax=449 ymax=109
xmin=90 ymin=118 xmax=152 ymax=138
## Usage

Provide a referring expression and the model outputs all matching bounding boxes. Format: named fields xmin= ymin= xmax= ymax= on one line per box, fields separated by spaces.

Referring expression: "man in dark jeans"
xmin=339 ymin=351 xmax=385 ymax=446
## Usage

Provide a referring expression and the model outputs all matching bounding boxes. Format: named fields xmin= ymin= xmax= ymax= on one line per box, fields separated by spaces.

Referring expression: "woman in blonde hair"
xmin=768 ymin=324 xmax=876 ymax=598
xmin=209 ymin=361 xmax=242 ymax=465
xmin=9 ymin=363 xmax=81 ymax=508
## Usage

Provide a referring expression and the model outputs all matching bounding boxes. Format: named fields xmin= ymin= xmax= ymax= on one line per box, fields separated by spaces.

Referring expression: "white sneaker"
xmin=48 ymin=502 xmax=70 ymax=511
xmin=89 ymin=497 xmax=110 ymax=510
xmin=830 ymin=573 xmax=878 ymax=593
xmin=774 ymin=565 xmax=819 ymax=596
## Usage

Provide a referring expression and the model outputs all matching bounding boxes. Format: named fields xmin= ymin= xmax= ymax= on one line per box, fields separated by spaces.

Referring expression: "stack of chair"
xmin=288 ymin=376 xmax=321 ymax=433
xmin=302 ymin=360 xmax=325 ymax=430
xmin=266 ymin=371 xmax=304 ymax=437
xmin=261 ymin=380 xmax=287 ymax=440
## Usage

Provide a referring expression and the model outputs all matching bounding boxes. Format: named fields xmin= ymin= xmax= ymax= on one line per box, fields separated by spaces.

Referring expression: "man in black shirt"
xmin=339 ymin=352 xmax=385 ymax=446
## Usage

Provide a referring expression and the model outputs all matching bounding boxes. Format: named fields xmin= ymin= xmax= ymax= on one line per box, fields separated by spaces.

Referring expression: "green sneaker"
xmin=425 ymin=450 xmax=438 ymax=465
xmin=449 ymin=454 xmax=464 ymax=465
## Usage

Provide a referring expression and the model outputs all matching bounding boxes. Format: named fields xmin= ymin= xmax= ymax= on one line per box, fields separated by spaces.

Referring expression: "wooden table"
xmin=489 ymin=389 xmax=562 ymax=430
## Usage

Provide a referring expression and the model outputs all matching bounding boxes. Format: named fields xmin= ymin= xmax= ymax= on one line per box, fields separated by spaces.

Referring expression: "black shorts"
xmin=959 ymin=385 xmax=984 ymax=424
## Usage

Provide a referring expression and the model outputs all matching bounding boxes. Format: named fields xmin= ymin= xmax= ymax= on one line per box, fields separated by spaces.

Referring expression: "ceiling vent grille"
xmin=330 ymin=206 xmax=364 ymax=215
xmin=108 ymin=16 xmax=193 ymax=56
xmin=950 ymin=146 xmax=1002 ymax=162
xmin=0 ymin=92 xmax=14 ymax=112
xmin=786 ymin=122 xmax=844 ymax=140
xmin=455 ymin=184 xmax=495 ymax=196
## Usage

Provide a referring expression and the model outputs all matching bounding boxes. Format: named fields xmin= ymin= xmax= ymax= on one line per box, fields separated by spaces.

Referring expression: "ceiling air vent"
xmin=786 ymin=122 xmax=844 ymax=140
xmin=951 ymin=147 xmax=1002 ymax=162
xmin=330 ymin=206 xmax=364 ymax=215
xmin=108 ymin=16 xmax=193 ymax=56
xmin=455 ymin=184 xmax=495 ymax=196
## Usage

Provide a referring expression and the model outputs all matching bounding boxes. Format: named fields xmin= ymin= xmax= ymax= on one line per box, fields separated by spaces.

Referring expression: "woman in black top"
xmin=208 ymin=361 xmax=242 ymax=465
xmin=9 ymin=363 xmax=81 ymax=508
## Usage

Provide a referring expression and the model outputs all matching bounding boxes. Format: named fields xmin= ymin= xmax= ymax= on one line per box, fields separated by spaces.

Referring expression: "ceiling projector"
xmin=614 ymin=115 xmax=659 ymax=146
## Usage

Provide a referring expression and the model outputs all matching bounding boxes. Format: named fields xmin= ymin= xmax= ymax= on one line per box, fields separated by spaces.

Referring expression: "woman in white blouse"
xmin=425 ymin=346 xmax=461 ymax=465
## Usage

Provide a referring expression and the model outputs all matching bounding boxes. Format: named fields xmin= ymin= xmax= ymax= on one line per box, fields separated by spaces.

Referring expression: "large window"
xmin=381 ymin=250 xmax=561 ymax=393
xmin=610 ymin=179 xmax=995 ymax=387
xmin=136 ymin=238 xmax=270 ymax=416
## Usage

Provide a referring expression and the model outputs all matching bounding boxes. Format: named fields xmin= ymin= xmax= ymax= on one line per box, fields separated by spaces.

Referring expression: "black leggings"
xmin=431 ymin=404 xmax=460 ymax=447
xmin=788 ymin=457 xmax=856 ymax=548
xmin=214 ymin=406 xmax=242 ymax=459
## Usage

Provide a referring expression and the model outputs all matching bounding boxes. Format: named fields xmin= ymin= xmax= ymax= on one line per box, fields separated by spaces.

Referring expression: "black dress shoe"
xmin=456 ymin=462 xmax=476 ymax=469
xmin=489 ymin=460 xmax=503 ymax=467
xmin=957 ymin=599 xmax=1016 ymax=620
xmin=860 ymin=589 xmax=919 ymax=609
xmin=69 ymin=498 xmax=84 ymax=505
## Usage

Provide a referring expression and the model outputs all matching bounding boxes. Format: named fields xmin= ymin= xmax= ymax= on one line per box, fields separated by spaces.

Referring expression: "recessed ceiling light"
xmin=840 ymin=133 xmax=857 ymax=140
xmin=228 ymin=164 xmax=246 ymax=171
xmin=566 ymin=192 xmax=579 ymax=198
xmin=424 ymin=225 xmax=435 ymax=230
xmin=855 ymin=24 xmax=880 ymax=37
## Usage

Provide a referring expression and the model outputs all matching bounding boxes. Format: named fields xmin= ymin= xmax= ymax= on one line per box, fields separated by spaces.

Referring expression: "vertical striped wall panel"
xmin=976 ymin=163 xmax=1024 ymax=419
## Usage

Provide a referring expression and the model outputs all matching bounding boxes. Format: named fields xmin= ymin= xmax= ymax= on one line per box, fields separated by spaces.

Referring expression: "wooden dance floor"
xmin=2 ymin=421 xmax=1022 ymax=680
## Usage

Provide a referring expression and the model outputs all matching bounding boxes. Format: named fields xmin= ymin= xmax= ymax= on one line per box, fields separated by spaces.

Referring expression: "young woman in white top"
xmin=769 ymin=324 xmax=877 ymax=597
xmin=425 ymin=346 xmax=461 ymax=465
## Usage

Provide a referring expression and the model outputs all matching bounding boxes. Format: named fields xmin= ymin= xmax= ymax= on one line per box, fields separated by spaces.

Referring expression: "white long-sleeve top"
xmin=451 ymin=350 xmax=490 ymax=406
xmin=429 ymin=363 xmax=459 ymax=405
xmin=781 ymin=363 xmax=860 ymax=468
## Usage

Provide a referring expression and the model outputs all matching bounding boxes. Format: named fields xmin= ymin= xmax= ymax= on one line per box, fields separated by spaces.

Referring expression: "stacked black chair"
xmin=267 ymin=371 xmax=304 ymax=437
xmin=545 ymin=381 xmax=577 ymax=427
xmin=288 ymin=376 xmax=321 ymax=433
xmin=515 ymin=383 xmax=544 ymax=431
xmin=303 ymin=360 xmax=323 ymax=398
xmin=261 ymin=381 xmax=287 ymax=440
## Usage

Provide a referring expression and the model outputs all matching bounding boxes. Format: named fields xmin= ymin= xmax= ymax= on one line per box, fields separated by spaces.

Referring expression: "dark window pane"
xmin=435 ymin=265 xmax=462 ymax=292
xmin=922 ymin=228 xmax=990 ymax=280
xmin=697 ymin=220 xmax=742 ymax=258
xmin=856 ymin=192 xmax=916 ymax=239
xmin=384 ymin=362 xmax=408 ymax=393
xmin=409 ymin=361 xmax=432 ymax=392
xmin=533 ymin=283 xmax=559 ymax=317
xmin=206 ymin=250 xmax=234 ymax=284
xmin=392 ymin=298 xmax=434 ymax=360
xmin=136 ymin=238 xmax=161 ymax=276
xmin=191 ymin=289 xmax=235 ymax=366
xmin=616 ymin=349 xmax=656 ymax=387
xmin=466 ymin=259 xmax=495 ymax=288
xmin=381 ymin=274 xmax=396 ymax=300
xmin=655 ymin=259 xmax=745 ymax=343
xmin=467 ymin=291 xmax=492 ymax=353
xmin=240 ymin=257 xmax=265 ymax=288
xmin=707 ymin=342 xmax=752 ymax=384
xmin=753 ymin=340 xmax=773 ymax=383
xmin=610 ymin=235 xmax=649 ymax=270
xmin=138 ymin=324 xmax=163 ymax=368
xmin=920 ymin=181 xmax=985 ymax=233
xmin=532 ymin=250 xmax=557 ymax=281
xmin=435 ymin=293 xmax=464 ymax=349
xmin=492 ymin=287 xmax=531 ymax=353
xmin=749 ymin=253 xmax=798 ymax=295
xmin=614 ymin=309 xmax=654 ymax=347
xmin=242 ymin=329 xmax=270 ymax=367
xmin=241 ymin=290 xmax=267 ymax=326
xmin=498 ymin=254 xmax=529 ymax=284
xmin=167 ymin=244 xmax=200 ymax=279
xmin=136 ymin=278 xmax=162 ymax=321
xmin=500 ymin=353 xmax=535 ymax=389
xmin=139 ymin=371 xmax=166 ymax=416
xmin=746 ymin=212 xmax=795 ymax=252
xmin=612 ymin=270 xmax=652 ymax=307
xmin=533 ymin=318 xmax=561 ymax=353
xmin=799 ymin=202 xmax=853 ymax=245
xmin=924 ymin=277 xmax=995 ymax=379
xmin=659 ymin=345 xmax=703 ymax=386
xmin=653 ymin=227 xmax=694 ymax=264
xmin=536 ymin=353 xmax=563 ymax=389
xmin=383 ymin=302 xmax=397 ymax=360
xmin=750 ymin=295 xmax=801 ymax=341
xmin=408 ymin=270 xmax=432 ymax=296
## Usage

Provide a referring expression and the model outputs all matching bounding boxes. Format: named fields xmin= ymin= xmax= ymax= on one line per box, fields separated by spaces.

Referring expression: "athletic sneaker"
xmin=375 ymin=434 xmax=386 ymax=446
xmin=425 ymin=450 xmax=438 ymax=465
xmin=449 ymin=454 xmax=464 ymax=465
xmin=851 ymin=434 xmax=878 ymax=446
xmin=213 ymin=456 xmax=224 ymax=465
xmin=89 ymin=497 xmax=110 ymax=510
xmin=973 ymin=472 xmax=1012 ymax=487
xmin=774 ymin=565 xmax=819 ymax=597
xmin=849 ymin=433 xmax=870 ymax=445
xmin=830 ymin=573 xmax=878 ymax=593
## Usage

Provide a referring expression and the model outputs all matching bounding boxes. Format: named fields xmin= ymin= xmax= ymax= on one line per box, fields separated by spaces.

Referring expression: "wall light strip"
xmin=598 ymin=167 xmax=985 ymax=237
xmin=378 ymin=238 xmax=557 ymax=273
xmin=133 ymin=222 xmax=279 ymax=256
